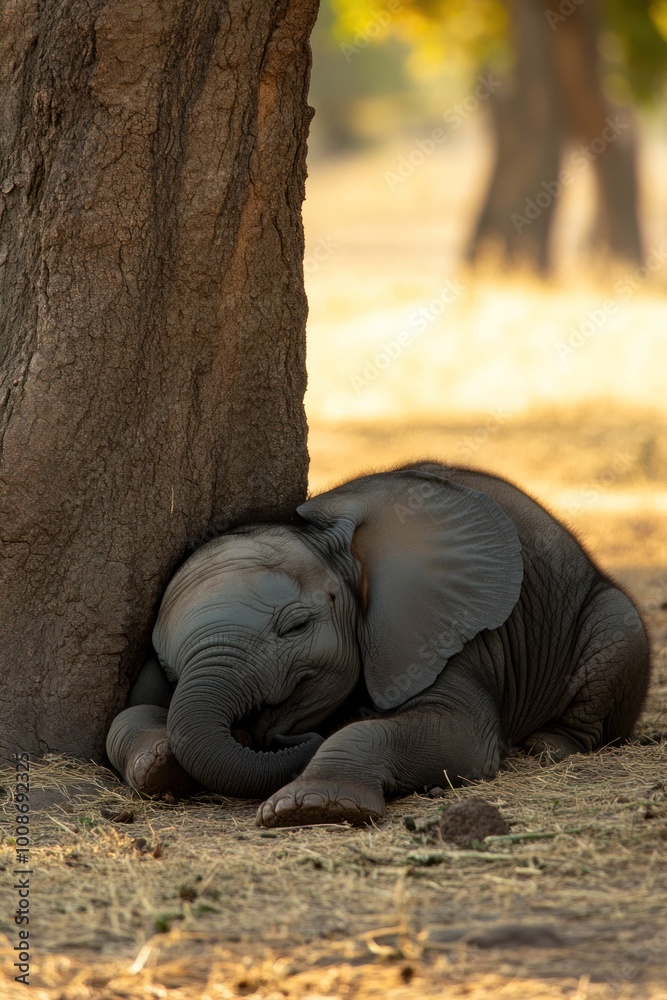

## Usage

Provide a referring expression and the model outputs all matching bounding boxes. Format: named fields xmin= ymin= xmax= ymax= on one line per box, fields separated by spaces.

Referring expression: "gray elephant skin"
xmin=107 ymin=462 xmax=650 ymax=827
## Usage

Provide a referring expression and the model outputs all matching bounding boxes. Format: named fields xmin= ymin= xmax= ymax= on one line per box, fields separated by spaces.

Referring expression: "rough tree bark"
xmin=469 ymin=0 xmax=642 ymax=270
xmin=0 ymin=0 xmax=319 ymax=759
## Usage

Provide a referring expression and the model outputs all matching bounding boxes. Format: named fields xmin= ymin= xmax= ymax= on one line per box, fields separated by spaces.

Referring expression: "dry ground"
xmin=1 ymin=412 xmax=667 ymax=1000
xmin=2 ymin=135 xmax=667 ymax=997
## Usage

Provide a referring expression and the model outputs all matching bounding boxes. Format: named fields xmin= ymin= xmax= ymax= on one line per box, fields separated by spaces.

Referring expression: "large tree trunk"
xmin=469 ymin=0 xmax=642 ymax=270
xmin=0 ymin=0 xmax=318 ymax=759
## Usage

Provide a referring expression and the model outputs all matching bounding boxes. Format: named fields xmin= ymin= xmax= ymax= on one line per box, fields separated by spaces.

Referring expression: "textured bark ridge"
xmin=0 ymin=0 xmax=318 ymax=757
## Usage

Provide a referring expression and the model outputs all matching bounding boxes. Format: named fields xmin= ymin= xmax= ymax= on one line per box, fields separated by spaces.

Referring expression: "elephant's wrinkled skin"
xmin=107 ymin=463 xmax=650 ymax=826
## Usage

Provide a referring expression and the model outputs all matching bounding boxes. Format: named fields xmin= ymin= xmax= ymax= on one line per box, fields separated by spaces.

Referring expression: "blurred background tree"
xmin=311 ymin=0 xmax=667 ymax=271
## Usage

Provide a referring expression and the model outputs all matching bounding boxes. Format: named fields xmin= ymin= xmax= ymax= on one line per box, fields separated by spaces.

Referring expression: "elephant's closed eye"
xmin=278 ymin=618 xmax=312 ymax=638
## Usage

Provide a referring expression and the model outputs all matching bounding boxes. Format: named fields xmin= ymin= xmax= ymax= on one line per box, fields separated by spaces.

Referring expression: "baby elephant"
xmin=107 ymin=462 xmax=650 ymax=826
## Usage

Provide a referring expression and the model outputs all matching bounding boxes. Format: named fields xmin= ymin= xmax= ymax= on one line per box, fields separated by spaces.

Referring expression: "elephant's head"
xmin=155 ymin=525 xmax=361 ymax=799
xmin=157 ymin=469 xmax=523 ymax=800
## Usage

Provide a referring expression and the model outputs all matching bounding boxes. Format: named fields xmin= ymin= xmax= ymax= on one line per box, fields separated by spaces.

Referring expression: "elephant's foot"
xmin=256 ymin=778 xmax=386 ymax=828
xmin=127 ymin=736 xmax=200 ymax=799
xmin=522 ymin=730 xmax=582 ymax=763
xmin=107 ymin=706 xmax=200 ymax=799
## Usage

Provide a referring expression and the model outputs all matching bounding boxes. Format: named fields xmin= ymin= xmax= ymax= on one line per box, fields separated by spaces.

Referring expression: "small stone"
xmin=640 ymin=803 xmax=662 ymax=820
xmin=405 ymin=851 xmax=445 ymax=867
xmin=403 ymin=815 xmax=417 ymax=831
xmin=439 ymin=799 xmax=510 ymax=846
xmin=421 ymin=927 xmax=467 ymax=945
xmin=100 ymin=806 xmax=135 ymax=823
xmin=464 ymin=923 xmax=565 ymax=949
xmin=637 ymin=731 xmax=667 ymax=745
xmin=1 ymin=179 xmax=15 ymax=194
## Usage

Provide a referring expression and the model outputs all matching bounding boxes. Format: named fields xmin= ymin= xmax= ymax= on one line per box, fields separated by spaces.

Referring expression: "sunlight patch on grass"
xmin=305 ymin=274 xmax=667 ymax=423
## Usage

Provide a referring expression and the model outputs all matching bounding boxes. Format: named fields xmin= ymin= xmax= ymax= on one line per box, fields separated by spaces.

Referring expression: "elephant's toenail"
xmin=302 ymin=792 xmax=325 ymax=806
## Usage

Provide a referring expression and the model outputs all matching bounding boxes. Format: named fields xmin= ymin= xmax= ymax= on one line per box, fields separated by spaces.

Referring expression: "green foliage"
xmin=154 ymin=911 xmax=182 ymax=933
xmin=326 ymin=0 xmax=667 ymax=101
xmin=602 ymin=0 xmax=667 ymax=99
xmin=329 ymin=0 xmax=509 ymax=80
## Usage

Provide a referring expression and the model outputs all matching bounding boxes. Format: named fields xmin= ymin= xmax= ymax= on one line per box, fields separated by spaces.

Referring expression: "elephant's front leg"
xmin=256 ymin=696 xmax=501 ymax=827
xmin=106 ymin=704 xmax=200 ymax=798
xmin=107 ymin=658 xmax=200 ymax=798
xmin=107 ymin=659 xmax=199 ymax=796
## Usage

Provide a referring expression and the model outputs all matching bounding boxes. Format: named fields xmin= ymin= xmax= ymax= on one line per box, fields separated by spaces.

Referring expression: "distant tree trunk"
xmin=469 ymin=0 xmax=563 ymax=271
xmin=549 ymin=0 xmax=642 ymax=263
xmin=469 ymin=0 xmax=642 ymax=270
xmin=0 ymin=0 xmax=318 ymax=759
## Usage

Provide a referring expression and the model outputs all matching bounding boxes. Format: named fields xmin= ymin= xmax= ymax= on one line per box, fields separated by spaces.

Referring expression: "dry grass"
xmin=2 ymin=733 xmax=667 ymax=997
xmin=2 ymin=137 xmax=667 ymax=998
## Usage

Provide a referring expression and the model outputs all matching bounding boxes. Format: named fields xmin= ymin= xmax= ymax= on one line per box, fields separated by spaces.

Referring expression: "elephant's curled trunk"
xmin=167 ymin=665 xmax=323 ymax=799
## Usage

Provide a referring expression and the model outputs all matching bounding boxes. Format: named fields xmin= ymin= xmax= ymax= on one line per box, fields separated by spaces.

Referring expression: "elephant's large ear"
xmin=297 ymin=470 xmax=523 ymax=711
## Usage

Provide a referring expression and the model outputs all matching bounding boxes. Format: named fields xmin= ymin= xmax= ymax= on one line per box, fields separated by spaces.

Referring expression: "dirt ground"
xmin=2 ymin=409 xmax=667 ymax=1000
